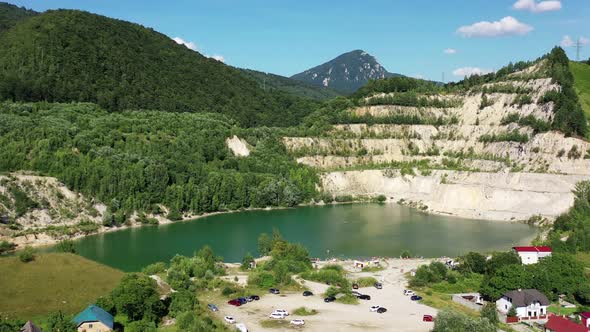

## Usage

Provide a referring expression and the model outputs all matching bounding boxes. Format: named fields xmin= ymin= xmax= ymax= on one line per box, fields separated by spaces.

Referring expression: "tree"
xmin=480 ymin=303 xmax=499 ymax=326
xmin=485 ymin=251 xmax=521 ymax=275
xmin=168 ymin=290 xmax=197 ymax=318
xmin=529 ymin=253 xmax=588 ymax=300
xmin=458 ymin=252 xmax=486 ymax=274
xmin=241 ymin=252 xmax=254 ymax=271
xmin=507 ymin=306 xmax=517 ymax=317
xmin=110 ymin=273 xmax=164 ymax=322
xmin=18 ymin=246 xmax=35 ymax=263
xmin=46 ymin=311 xmax=77 ymax=332
xmin=257 ymin=233 xmax=272 ymax=256
xmin=480 ymin=264 xmax=532 ymax=300
xmin=433 ymin=309 xmax=495 ymax=332
xmin=125 ymin=320 xmax=157 ymax=332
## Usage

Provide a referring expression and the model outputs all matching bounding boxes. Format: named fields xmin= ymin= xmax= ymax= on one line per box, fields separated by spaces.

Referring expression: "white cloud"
xmin=513 ymin=0 xmax=562 ymax=13
xmin=443 ymin=48 xmax=457 ymax=55
xmin=561 ymin=35 xmax=590 ymax=47
xmin=173 ymin=37 xmax=197 ymax=51
xmin=172 ymin=36 xmax=225 ymax=62
xmin=452 ymin=67 xmax=494 ymax=77
xmin=457 ymin=16 xmax=533 ymax=38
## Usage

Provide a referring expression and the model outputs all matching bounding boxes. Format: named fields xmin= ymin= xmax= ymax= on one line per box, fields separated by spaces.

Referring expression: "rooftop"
xmin=73 ymin=304 xmax=114 ymax=329
xmin=545 ymin=315 xmax=588 ymax=332
xmin=502 ymin=289 xmax=550 ymax=307
xmin=513 ymin=246 xmax=552 ymax=253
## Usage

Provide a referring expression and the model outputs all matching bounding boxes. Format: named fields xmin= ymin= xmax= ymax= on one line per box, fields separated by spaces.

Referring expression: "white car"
xmin=269 ymin=312 xmax=286 ymax=319
xmin=224 ymin=316 xmax=236 ymax=324
xmin=404 ymin=290 xmax=415 ymax=296
xmin=290 ymin=319 xmax=305 ymax=326
xmin=273 ymin=309 xmax=289 ymax=316
xmin=235 ymin=323 xmax=248 ymax=332
xmin=370 ymin=305 xmax=381 ymax=312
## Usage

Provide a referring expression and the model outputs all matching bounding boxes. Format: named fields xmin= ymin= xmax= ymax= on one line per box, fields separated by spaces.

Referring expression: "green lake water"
xmin=72 ymin=203 xmax=537 ymax=271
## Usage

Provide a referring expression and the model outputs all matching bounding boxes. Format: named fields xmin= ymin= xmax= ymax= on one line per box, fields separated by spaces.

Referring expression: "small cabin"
xmin=512 ymin=246 xmax=552 ymax=265
xmin=73 ymin=305 xmax=114 ymax=332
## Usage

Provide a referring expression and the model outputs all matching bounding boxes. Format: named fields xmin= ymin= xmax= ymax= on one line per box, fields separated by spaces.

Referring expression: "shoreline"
xmin=4 ymin=199 xmax=540 ymax=250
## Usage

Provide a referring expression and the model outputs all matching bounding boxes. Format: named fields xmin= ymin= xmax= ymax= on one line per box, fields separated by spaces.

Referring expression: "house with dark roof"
xmin=544 ymin=315 xmax=588 ymax=332
xmin=496 ymin=289 xmax=550 ymax=321
xmin=20 ymin=321 xmax=42 ymax=332
xmin=73 ymin=305 xmax=114 ymax=332
xmin=513 ymin=246 xmax=552 ymax=265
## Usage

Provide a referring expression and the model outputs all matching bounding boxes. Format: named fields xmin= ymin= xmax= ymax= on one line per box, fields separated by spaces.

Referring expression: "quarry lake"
xmin=73 ymin=203 xmax=538 ymax=271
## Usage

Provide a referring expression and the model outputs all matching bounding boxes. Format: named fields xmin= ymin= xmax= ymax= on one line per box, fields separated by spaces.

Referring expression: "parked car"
xmin=411 ymin=295 xmax=423 ymax=301
xmin=404 ymin=290 xmax=415 ymax=296
xmin=370 ymin=305 xmax=381 ymax=312
xmin=351 ymin=291 xmax=362 ymax=297
xmin=290 ymin=319 xmax=305 ymax=326
xmin=224 ymin=316 xmax=236 ymax=324
xmin=324 ymin=296 xmax=336 ymax=303
xmin=247 ymin=295 xmax=260 ymax=301
xmin=273 ymin=309 xmax=289 ymax=316
xmin=377 ymin=307 xmax=387 ymax=314
xmin=303 ymin=291 xmax=313 ymax=296
xmin=269 ymin=313 xmax=285 ymax=319
xmin=207 ymin=304 xmax=218 ymax=311
xmin=374 ymin=282 xmax=383 ymax=289
xmin=228 ymin=299 xmax=241 ymax=307
xmin=236 ymin=323 xmax=248 ymax=332
xmin=352 ymin=283 xmax=359 ymax=289
xmin=358 ymin=294 xmax=371 ymax=300
xmin=423 ymin=314 xmax=434 ymax=322
xmin=269 ymin=288 xmax=280 ymax=294
xmin=237 ymin=297 xmax=248 ymax=305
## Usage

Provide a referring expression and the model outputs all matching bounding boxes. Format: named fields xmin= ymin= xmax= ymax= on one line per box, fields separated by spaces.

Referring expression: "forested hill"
xmin=0 ymin=9 xmax=319 ymax=127
xmin=0 ymin=2 xmax=36 ymax=33
xmin=240 ymin=68 xmax=343 ymax=101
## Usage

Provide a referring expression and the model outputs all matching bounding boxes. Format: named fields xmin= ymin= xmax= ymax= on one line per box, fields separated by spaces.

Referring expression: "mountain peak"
xmin=290 ymin=50 xmax=400 ymax=93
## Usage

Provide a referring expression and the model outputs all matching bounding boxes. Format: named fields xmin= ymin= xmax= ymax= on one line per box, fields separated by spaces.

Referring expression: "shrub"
xmin=55 ymin=239 xmax=76 ymax=253
xmin=557 ymin=149 xmax=565 ymax=157
xmin=568 ymin=145 xmax=581 ymax=159
xmin=354 ymin=277 xmax=378 ymax=287
xmin=0 ymin=240 xmax=16 ymax=255
xmin=293 ymin=307 xmax=318 ymax=316
xmin=401 ymin=250 xmax=412 ymax=258
xmin=18 ymin=246 xmax=35 ymax=263
xmin=142 ymin=262 xmax=167 ymax=275
xmin=376 ymin=195 xmax=387 ymax=203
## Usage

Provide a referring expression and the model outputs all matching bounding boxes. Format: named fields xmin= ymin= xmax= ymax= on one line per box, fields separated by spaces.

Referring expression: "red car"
xmin=228 ymin=299 xmax=242 ymax=307
xmin=423 ymin=314 xmax=434 ymax=322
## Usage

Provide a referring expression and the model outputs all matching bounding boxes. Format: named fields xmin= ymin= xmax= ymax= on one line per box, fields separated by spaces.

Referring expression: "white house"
xmin=496 ymin=289 xmax=549 ymax=320
xmin=512 ymin=246 xmax=552 ymax=265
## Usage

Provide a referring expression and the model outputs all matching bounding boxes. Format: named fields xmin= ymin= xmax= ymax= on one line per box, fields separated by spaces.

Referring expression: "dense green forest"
xmin=0 ymin=2 xmax=36 ymax=33
xmin=239 ymin=69 xmax=342 ymax=101
xmin=0 ymin=9 xmax=319 ymax=127
xmin=0 ymin=102 xmax=318 ymax=224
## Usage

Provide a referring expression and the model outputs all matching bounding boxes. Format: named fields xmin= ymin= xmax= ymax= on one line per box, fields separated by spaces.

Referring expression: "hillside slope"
xmin=0 ymin=9 xmax=316 ymax=127
xmin=571 ymin=61 xmax=590 ymax=123
xmin=286 ymin=48 xmax=590 ymax=221
xmin=240 ymin=69 xmax=342 ymax=101
xmin=291 ymin=50 xmax=402 ymax=93
xmin=0 ymin=2 xmax=37 ymax=33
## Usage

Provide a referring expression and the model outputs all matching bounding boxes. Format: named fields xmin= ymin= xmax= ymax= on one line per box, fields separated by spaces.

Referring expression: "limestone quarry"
xmin=283 ymin=63 xmax=590 ymax=221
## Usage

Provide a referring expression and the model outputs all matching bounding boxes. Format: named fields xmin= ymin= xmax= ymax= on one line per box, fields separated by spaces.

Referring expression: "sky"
xmin=6 ymin=0 xmax=590 ymax=81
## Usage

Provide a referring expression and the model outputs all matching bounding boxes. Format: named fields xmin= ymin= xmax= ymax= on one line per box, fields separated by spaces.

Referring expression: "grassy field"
xmin=571 ymin=61 xmax=590 ymax=124
xmin=0 ymin=253 xmax=123 ymax=319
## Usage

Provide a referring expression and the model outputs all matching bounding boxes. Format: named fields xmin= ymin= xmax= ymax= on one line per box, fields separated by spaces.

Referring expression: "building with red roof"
xmin=513 ymin=246 xmax=552 ymax=265
xmin=544 ymin=315 xmax=588 ymax=332
xmin=581 ymin=312 xmax=590 ymax=328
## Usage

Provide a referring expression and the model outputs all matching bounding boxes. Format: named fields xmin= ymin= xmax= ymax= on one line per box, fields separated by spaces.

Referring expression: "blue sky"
xmin=7 ymin=0 xmax=590 ymax=81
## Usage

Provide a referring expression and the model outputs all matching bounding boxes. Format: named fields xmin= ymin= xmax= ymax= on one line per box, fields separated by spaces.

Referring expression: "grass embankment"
xmin=293 ymin=307 xmax=318 ymax=316
xmin=571 ymin=61 xmax=590 ymax=130
xmin=0 ymin=253 xmax=123 ymax=319
xmin=412 ymin=273 xmax=483 ymax=317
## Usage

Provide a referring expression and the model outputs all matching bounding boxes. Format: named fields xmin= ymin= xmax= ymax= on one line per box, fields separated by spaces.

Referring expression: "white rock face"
xmin=226 ymin=135 xmax=251 ymax=157
xmin=321 ymin=170 xmax=589 ymax=221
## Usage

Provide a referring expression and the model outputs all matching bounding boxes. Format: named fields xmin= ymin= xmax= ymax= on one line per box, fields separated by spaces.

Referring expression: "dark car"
xmin=207 ymin=304 xmax=218 ymax=312
xmin=303 ymin=291 xmax=313 ymax=297
xmin=324 ymin=296 xmax=336 ymax=303
xmin=248 ymin=295 xmax=260 ymax=301
xmin=377 ymin=307 xmax=387 ymax=314
xmin=228 ymin=299 xmax=241 ymax=306
xmin=411 ymin=295 xmax=423 ymax=301
xmin=352 ymin=283 xmax=359 ymax=289
xmin=269 ymin=288 xmax=280 ymax=294
xmin=374 ymin=282 xmax=383 ymax=289
xmin=238 ymin=297 xmax=248 ymax=304
xmin=358 ymin=294 xmax=371 ymax=300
